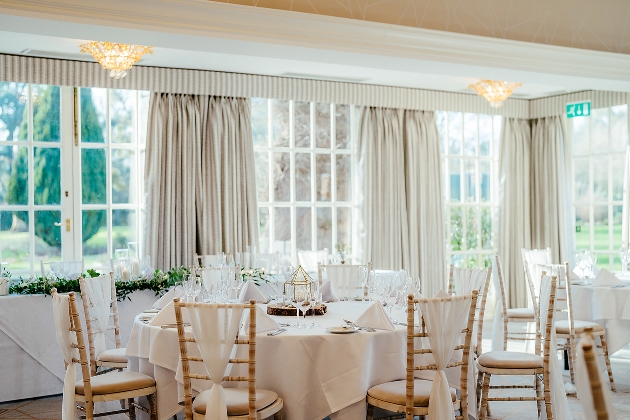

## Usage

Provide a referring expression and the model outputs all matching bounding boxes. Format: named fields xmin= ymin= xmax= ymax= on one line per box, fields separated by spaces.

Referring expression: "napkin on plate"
xmin=241 ymin=305 xmax=281 ymax=334
xmin=320 ymin=280 xmax=340 ymax=302
xmin=592 ymin=269 xmax=623 ymax=287
xmin=354 ymin=301 xmax=395 ymax=331
xmin=153 ymin=288 xmax=177 ymax=310
xmin=149 ymin=299 xmax=189 ymax=326
xmin=239 ymin=280 xmax=267 ymax=303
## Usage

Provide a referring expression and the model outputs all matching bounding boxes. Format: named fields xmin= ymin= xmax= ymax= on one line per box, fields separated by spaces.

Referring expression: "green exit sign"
xmin=566 ymin=101 xmax=591 ymax=118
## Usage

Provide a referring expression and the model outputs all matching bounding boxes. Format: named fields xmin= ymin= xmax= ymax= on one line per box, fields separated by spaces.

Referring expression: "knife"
xmin=267 ymin=328 xmax=287 ymax=336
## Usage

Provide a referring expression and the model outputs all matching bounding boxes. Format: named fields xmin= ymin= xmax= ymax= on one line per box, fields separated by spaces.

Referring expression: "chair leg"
xmin=479 ymin=373 xmax=491 ymax=420
xmin=366 ymin=404 xmax=374 ymax=420
xmin=535 ymin=374 xmax=543 ymax=418
xmin=566 ymin=339 xmax=576 ymax=384
xmin=148 ymin=393 xmax=157 ymax=420
xmin=85 ymin=400 xmax=94 ymax=420
xmin=128 ymin=398 xmax=136 ymax=420
xmin=543 ymin=374 xmax=553 ymax=420
xmin=599 ymin=334 xmax=615 ymax=392
xmin=273 ymin=410 xmax=282 ymax=420
xmin=476 ymin=371 xmax=484 ymax=414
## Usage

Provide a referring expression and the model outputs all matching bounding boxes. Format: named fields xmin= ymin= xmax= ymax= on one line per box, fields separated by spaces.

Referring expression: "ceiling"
xmin=0 ymin=0 xmax=629 ymax=100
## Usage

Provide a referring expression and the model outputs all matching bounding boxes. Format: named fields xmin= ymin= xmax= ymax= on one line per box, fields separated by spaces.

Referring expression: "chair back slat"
xmin=318 ymin=263 xmax=371 ymax=299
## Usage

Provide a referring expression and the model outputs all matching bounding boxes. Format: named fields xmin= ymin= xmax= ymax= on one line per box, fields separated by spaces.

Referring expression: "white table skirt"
xmin=571 ymin=284 xmax=630 ymax=354
xmin=0 ymin=290 xmax=158 ymax=402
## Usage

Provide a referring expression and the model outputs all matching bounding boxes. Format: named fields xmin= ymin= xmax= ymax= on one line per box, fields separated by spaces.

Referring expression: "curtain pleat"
xmin=359 ymin=107 xmax=445 ymax=294
xmin=498 ymin=118 xmax=532 ymax=309
xmin=144 ymin=93 xmax=258 ymax=270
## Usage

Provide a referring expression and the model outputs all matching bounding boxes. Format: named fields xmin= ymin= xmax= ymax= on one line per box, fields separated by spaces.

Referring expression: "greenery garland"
xmin=7 ymin=265 xmax=271 ymax=301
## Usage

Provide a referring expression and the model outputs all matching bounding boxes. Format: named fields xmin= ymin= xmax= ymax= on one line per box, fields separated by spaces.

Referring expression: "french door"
xmin=0 ymin=83 xmax=148 ymax=277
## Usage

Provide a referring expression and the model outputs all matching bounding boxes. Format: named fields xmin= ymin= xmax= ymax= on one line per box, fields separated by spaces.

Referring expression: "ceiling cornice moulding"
xmin=0 ymin=0 xmax=629 ymax=84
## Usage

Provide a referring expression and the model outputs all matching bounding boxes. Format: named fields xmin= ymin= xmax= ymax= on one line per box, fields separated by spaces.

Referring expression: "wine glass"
xmin=308 ymin=289 xmax=320 ymax=329
xmin=620 ymin=248 xmax=629 ymax=275
xmin=291 ymin=288 xmax=302 ymax=329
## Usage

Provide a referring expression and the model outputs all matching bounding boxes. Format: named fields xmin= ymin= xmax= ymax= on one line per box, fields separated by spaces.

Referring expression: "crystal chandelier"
xmin=79 ymin=42 xmax=153 ymax=79
xmin=468 ymin=80 xmax=522 ymax=108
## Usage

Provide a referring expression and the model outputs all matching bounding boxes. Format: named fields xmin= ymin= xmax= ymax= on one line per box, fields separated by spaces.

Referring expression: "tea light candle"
xmin=122 ymin=268 xmax=130 ymax=281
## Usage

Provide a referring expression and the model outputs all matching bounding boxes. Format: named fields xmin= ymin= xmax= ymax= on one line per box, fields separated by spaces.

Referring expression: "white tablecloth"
xmin=571 ymin=284 xmax=630 ymax=354
xmin=0 ymin=290 xmax=158 ymax=402
xmin=126 ymin=302 xmax=414 ymax=420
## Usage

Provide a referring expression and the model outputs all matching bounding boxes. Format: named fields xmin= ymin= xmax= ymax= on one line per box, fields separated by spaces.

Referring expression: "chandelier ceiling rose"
xmin=468 ymin=80 xmax=522 ymax=108
xmin=79 ymin=41 xmax=153 ymax=79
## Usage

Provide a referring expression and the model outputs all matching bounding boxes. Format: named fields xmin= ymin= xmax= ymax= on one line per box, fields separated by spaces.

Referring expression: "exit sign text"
xmin=566 ymin=101 xmax=591 ymax=118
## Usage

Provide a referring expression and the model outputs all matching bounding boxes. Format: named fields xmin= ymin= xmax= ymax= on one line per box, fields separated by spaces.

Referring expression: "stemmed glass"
xmin=292 ymin=289 xmax=303 ymax=329
xmin=620 ymin=248 xmax=629 ymax=275
xmin=307 ymin=284 xmax=320 ymax=328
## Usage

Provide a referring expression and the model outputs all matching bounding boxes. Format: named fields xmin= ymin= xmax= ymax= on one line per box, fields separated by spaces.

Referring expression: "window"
xmin=0 ymin=82 xmax=148 ymax=276
xmin=437 ymin=111 xmax=502 ymax=268
xmin=252 ymin=98 xmax=355 ymax=264
xmin=570 ymin=105 xmax=629 ymax=270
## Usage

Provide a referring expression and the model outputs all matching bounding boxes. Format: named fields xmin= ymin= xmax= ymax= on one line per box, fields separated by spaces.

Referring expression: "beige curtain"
xmin=145 ymin=94 xmax=258 ymax=270
xmin=359 ymin=107 xmax=445 ymax=295
xmin=498 ymin=118 xmax=532 ymax=309
xmin=530 ymin=116 xmax=573 ymax=265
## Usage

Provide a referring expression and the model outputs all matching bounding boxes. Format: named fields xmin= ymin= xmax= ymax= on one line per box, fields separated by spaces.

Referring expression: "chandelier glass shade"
xmin=79 ymin=42 xmax=153 ymax=79
xmin=468 ymin=80 xmax=522 ymax=108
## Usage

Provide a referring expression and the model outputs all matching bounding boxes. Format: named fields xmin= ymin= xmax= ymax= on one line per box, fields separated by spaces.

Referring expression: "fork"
xmin=344 ymin=319 xmax=375 ymax=332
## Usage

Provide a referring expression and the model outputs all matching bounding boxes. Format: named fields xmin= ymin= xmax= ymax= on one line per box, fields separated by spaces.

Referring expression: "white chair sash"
xmin=52 ymin=293 xmax=79 ymax=420
xmin=417 ymin=292 xmax=472 ymax=419
xmin=575 ymin=333 xmax=616 ymax=419
xmin=187 ymin=304 xmax=245 ymax=420
xmin=491 ymin=258 xmax=505 ymax=351
xmin=83 ymin=275 xmax=112 ymax=356
xmin=451 ymin=267 xmax=487 ymax=296
xmin=326 ymin=265 xmax=363 ymax=299
xmin=539 ymin=276 xmax=572 ymax=420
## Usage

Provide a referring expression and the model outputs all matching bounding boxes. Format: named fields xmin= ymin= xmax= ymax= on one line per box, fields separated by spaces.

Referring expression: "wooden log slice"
xmin=267 ymin=304 xmax=327 ymax=316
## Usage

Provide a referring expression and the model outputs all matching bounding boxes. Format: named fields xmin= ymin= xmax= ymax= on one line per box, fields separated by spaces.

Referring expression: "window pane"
xmin=481 ymin=207 xmax=492 ymax=250
xmin=0 ymin=145 xmax=28 ymax=205
xmin=336 ymin=154 xmax=352 ymax=202
xmin=483 ymin=254 xmax=492 ymax=268
xmin=252 ymin=98 xmax=269 ymax=147
xmin=592 ymin=158 xmax=608 ymax=203
xmin=112 ymin=149 xmax=135 ymax=204
xmin=575 ymin=206 xmax=589 ymax=250
xmin=448 ymin=112 xmax=462 ymax=155
xmin=315 ymin=103 xmax=331 ymax=148
xmin=138 ymin=91 xmax=150 ymax=145
xmin=573 ymin=157 xmax=589 ymax=204
xmin=273 ymin=207 xmax=290 ymax=251
xmin=478 ymin=114 xmax=491 ymax=156
xmin=436 ymin=111 xmax=447 ymax=154
xmin=271 ymin=100 xmax=289 ymax=147
xmin=80 ymin=88 xmax=107 ymax=143
xmin=113 ymin=209 xmax=136 ymax=250
xmin=0 ymin=210 xmax=29 ymax=271
xmin=33 ymin=147 xmax=61 ymax=205
xmin=258 ymin=208 xmax=270 ymax=253
xmin=610 ymin=105 xmax=628 ymax=152
xmin=316 ymin=154 xmax=331 ymax=201
xmin=480 ymin=160 xmax=490 ymax=202
xmin=110 ymin=89 xmax=135 ymax=144
xmin=82 ymin=209 xmax=108 ymax=270
xmin=32 ymin=85 xmax=60 ymax=143
xmin=255 ymin=151 xmax=269 ymax=202
xmin=296 ymin=207 xmax=311 ymax=250
xmin=450 ymin=207 xmax=462 ymax=251
xmin=572 ymin=116 xmax=589 ymax=155
xmin=463 ymin=113 xmax=477 ymax=156
xmin=467 ymin=207 xmax=478 ymax=250
xmin=336 ymin=104 xmax=351 ymax=149
xmin=450 ymin=254 xmax=463 ymax=268
xmin=273 ymin=152 xmax=290 ymax=202
xmin=0 ymin=82 xmax=27 ymax=142
xmin=593 ymin=205 xmax=608 ymax=250
xmin=294 ymin=101 xmax=311 ymax=148
xmin=337 ymin=207 xmax=352 ymax=248
xmin=493 ymin=116 xmax=502 ymax=157
xmin=449 ymin=158 xmax=461 ymax=202
xmin=591 ymin=108 xmax=609 ymax=154
xmin=317 ymin=207 xmax=332 ymax=250
xmin=295 ymin=152 xmax=311 ymax=201
xmin=465 ymin=160 xmax=476 ymax=202
xmin=612 ymin=156 xmax=624 ymax=201
xmin=613 ymin=205 xmax=622 ymax=252
xmin=466 ymin=254 xmax=478 ymax=269
xmin=35 ymin=210 xmax=61 ymax=262
xmin=82 ymin=148 xmax=107 ymax=204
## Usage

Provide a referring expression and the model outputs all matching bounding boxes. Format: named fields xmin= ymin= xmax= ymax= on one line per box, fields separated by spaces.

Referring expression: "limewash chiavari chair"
xmin=317 ymin=262 xmax=371 ymax=297
xmin=51 ymin=289 xmax=157 ymax=420
xmin=174 ymin=298 xmax=283 ymax=420
xmin=366 ymin=290 xmax=479 ymax=420
xmin=577 ymin=328 xmax=613 ymax=420
xmin=477 ymin=275 xmax=558 ymax=420
xmin=79 ymin=273 xmax=128 ymax=376
xmin=551 ymin=263 xmax=615 ymax=390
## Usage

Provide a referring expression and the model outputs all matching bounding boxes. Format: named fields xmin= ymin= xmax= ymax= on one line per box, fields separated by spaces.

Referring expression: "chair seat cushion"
xmin=75 ymin=371 xmax=155 ymax=395
xmin=367 ymin=379 xmax=456 ymax=407
xmin=506 ymin=307 xmax=535 ymax=319
xmin=192 ymin=388 xmax=278 ymax=416
xmin=98 ymin=347 xmax=128 ymax=364
xmin=555 ymin=320 xmax=605 ymax=334
xmin=477 ymin=351 xmax=543 ymax=369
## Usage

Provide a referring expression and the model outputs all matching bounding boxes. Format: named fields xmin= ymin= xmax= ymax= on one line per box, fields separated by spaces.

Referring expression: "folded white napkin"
xmin=569 ymin=269 xmax=580 ymax=281
xmin=239 ymin=280 xmax=267 ymax=303
xmin=592 ymin=269 xmax=623 ymax=287
xmin=149 ymin=299 xmax=189 ymax=326
xmin=355 ymin=301 xmax=395 ymax=331
xmin=320 ymin=281 xmax=339 ymax=302
xmin=434 ymin=289 xmax=450 ymax=298
xmin=241 ymin=305 xmax=281 ymax=334
xmin=153 ymin=288 xmax=176 ymax=310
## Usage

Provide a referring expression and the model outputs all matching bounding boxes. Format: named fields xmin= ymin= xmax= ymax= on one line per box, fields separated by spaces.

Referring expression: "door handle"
xmin=54 ymin=222 xmax=62 ymax=227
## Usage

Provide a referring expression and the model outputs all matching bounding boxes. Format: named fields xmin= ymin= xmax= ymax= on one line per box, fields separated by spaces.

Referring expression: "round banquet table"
xmin=126 ymin=301 xmax=411 ymax=420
